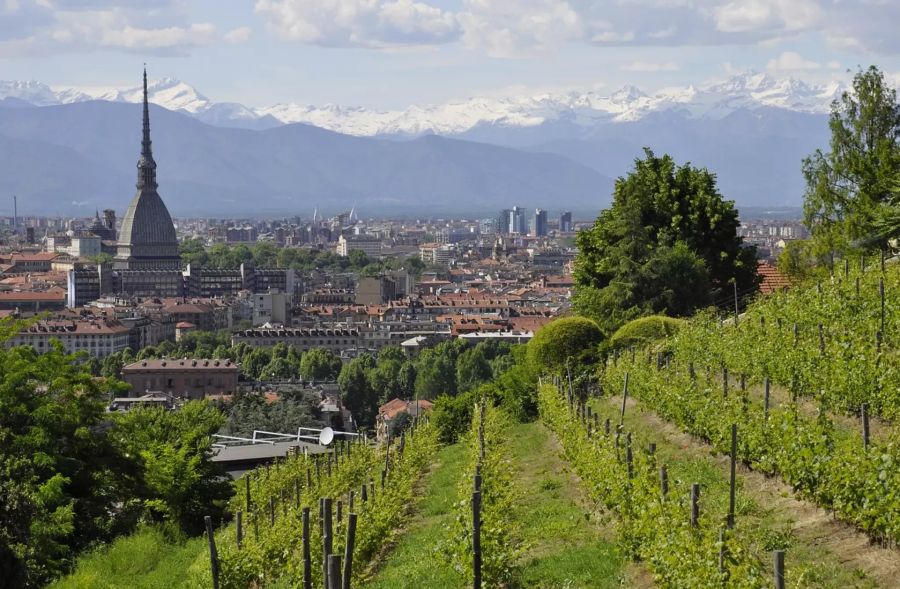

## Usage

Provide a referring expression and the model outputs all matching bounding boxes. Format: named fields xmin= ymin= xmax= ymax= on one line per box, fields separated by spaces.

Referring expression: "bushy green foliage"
xmin=217 ymin=390 xmax=323 ymax=437
xmin=431 ymin=388 xmax=480 ymax=445
xmin=526 ymin=317 xmax=603 ymax=373
xmin=338 ymin=354 xmax=378 ymax=426
xmin=0 ymin=320 xmax=231 ymax=586
xmin=776 ymin=239 xmax=819 ymax=282
xmin=113 ymin=402 xmax=233 ymax=535
xmin=608 ymin=315 xmax=685 ymax=351
xmin=330 ymin=341 xmax=514 ymax=429
xmin=0 ymin=335 xmax=140 ymax=587
xmin=299 ymin=348 xmax=342 ymax=381
xmin=803 ymin=66 xmax=900 ymax=255
xmin=575 ymin=149 xmax=758 ymax=332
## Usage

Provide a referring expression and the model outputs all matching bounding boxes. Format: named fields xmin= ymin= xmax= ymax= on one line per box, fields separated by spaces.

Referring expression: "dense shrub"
xmin=526 ymin=317 xmax=604 ymax=373
xmin=608 ymin=315 xmax=685 ymax=351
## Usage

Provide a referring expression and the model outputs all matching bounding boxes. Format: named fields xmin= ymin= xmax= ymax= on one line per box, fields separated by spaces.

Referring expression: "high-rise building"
xmin=532 ymin=208 xmax=548 ymax=237
xmin=497 ymin=209 xmax=511 ymax=235
xmin=511 ymin=206 xmax=528 ymax=234
xmin=115 ymin=68 xmax=181 ymax=271
xmin=559 ymin=211 xmax=573 ymax=233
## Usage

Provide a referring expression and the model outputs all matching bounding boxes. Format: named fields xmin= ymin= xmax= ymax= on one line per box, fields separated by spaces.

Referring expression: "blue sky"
xmin=1 ymin=0 xmax=898 ymax=109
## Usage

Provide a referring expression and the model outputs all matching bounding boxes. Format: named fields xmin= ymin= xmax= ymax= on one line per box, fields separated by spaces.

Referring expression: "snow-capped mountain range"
xmin=0 ymin=72 xmax=845 ymax=136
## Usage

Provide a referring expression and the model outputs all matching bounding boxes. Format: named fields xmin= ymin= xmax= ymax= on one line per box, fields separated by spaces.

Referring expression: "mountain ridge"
xmin=0 ymin=72 xmax=846 ymax=135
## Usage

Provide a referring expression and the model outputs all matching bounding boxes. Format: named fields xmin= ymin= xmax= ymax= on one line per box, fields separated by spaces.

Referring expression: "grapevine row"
xmin=672 ymin=262 xmax=899 ymax=419
xmin=538 ymin=382 xmax=770 ymax=587
xmin=190 ymin=421 xmax=439 ymax=588
xmin=443 ymin=402 xmax=520 ymax=586
xmin=602 ymin=355 xmax=900 ymax=545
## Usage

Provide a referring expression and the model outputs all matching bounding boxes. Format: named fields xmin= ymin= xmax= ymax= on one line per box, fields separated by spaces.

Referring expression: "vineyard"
xmin=54 ymin=261 xmax=900 ymax=588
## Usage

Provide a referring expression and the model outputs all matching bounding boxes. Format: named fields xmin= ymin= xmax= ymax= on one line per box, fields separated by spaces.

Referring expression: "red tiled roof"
xmin=757 ymin=262 xmax=791 ymax=295
xmin=0 ymin=289 xmax=66 ymax=302
xmin=378 ymin=398 xmax=434 ymax=420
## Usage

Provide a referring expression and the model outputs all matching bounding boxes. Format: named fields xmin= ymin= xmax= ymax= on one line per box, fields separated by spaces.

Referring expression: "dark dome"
xmin=118 ymin=189 xmax=177 ymax=247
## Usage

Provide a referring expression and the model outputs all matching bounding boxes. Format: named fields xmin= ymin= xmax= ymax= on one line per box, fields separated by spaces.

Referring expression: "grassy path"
xmin=590 ymin=393 xmax=899 ymax=588
xmin=364 ymin=442 xmax=468 ymax=589
xmin=507 ymin=422 xmax=652 ymax=589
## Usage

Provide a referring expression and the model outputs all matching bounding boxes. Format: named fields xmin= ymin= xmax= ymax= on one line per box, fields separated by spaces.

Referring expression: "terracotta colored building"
xmin=122 ymin=358 xmax=240 ymax=399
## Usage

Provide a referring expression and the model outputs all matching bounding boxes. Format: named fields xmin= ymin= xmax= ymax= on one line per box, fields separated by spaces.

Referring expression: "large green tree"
xmin=113 ymin=401 xmax=232 ymax=535
xmin=338 ymin=355 xmax=379 ymax=427
xmin=455 ymin=345 xmax=492 ymax=393
xmin=803 ymin=66 xmax=900 ymax=254
xmin=300 ymin=348 xmax=343 ymax=382
xmin=575 ymin=149 xmax=757 ymax=332
xmin=0 ymin=339 xmax=136 ymax=587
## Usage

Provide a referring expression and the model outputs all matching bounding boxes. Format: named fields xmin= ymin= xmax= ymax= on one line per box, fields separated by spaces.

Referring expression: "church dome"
xmin=118 ymin=191 xmax=177 ymax=246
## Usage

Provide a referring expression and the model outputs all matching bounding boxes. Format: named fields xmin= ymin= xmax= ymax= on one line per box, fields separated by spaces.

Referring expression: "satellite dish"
xmin=319 ymin=427 xmax=335 ymax=446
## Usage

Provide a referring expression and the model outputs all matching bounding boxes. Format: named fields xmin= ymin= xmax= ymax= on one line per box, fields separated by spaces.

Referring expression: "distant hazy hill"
xmin=0 ymin=101 xmax=612 ymax=217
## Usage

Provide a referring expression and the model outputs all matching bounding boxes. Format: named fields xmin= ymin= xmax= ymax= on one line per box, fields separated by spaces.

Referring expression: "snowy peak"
xmin=0 ymin=72 xmax=851 ymax=135
xmin=252 ymin=73 xmax=845 ymax=134
xmin=0 ymin=80 xmax=77 ymax=106
xmin=0 ymin=77 xmax=210 ymax=115
xmin=611 ymin=84 xmax=647 ymax=102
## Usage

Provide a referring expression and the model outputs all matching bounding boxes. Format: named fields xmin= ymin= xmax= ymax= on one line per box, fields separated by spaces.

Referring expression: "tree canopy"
xmin=299 ymin=348 xmax=343 ymax=382
xmin=803 ymin=66 xmax=900 ymax=254
xmin=0 ymin=321 xmax=232 ymax=586
xmin=574 ymin=149 xmax=758 ymax=333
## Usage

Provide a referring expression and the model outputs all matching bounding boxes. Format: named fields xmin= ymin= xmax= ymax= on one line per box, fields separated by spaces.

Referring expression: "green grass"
xmin=508 ymin=422 xmax=627 ymax=589
xmin=364 ymin=442 xmax=469 ymax=589
xmin=49 ymin=526 xmax=204 ymax=589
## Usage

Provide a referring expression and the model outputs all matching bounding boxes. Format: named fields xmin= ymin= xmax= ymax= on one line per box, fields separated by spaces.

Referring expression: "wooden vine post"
xmin=327 ymin=555 xmax=342 ymax=589
xmin=690 ymin=484 xmax=700 ymax=528
xmin=727 ymin=424 xmax=737 ymax=529
xmin=236 ymin=510 xmax=242 ymax=549
xmin=774 ymin=550 xmax=786 ymax=589
xmin=204 ymin=516 xmax=219 ymax=589
xmin=473 ymin=488 xmax=482 ymax=589
xmin=861 ymin=403 xmax=870 ymax=450
xmin=323 ymin=498 xmax=333 ymax=587
xmin=342 ymin=513 xmax=357 ymax=589
xmin=302 ymin=507 xmax=312 ymax=589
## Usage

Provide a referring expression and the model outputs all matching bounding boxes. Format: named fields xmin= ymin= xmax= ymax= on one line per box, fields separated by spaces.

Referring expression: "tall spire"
xmin=136 ymin=65 xmax=158 ymax=191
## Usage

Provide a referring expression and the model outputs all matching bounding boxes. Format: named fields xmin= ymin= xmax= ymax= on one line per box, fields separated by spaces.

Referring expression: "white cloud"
xmin=254 ymin=0 xmax=460 ymax=48
xmin=100 ymin=23 xmax=217 ymax=50
xmin=224 ymin=26 xmax=252 ymax=44
xmin=766 ymin=51 xmax=821 ymax=72
xmin=713 ymin=0 xmax=822 ymax=34
xmin=451 ymin=0 xmax=583 ymax=57
xmin=0 ymin=1 xmax=233 ymax=56
xmin=620 ymin=60 xmax=679 ymax=72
